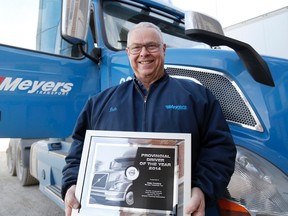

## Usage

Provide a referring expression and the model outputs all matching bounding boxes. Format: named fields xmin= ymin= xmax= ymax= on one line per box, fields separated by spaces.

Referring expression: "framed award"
xmin=72 ymin=130 xmax=191 ymax=216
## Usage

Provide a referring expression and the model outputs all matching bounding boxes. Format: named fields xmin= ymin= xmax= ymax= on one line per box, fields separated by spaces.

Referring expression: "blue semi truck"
xmin=1 ymin=0 xmax=288 ymax=215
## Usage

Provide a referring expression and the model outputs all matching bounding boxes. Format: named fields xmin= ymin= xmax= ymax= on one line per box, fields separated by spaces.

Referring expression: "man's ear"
xmin=163 ymin=43 xmax=167 ymax=55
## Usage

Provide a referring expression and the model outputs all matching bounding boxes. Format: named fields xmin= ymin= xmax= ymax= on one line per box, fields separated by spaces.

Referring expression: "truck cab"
xmin=1 ymin=0 xmax=288 ymax=215
xmin=90 ymin=149 xmax=137 ymax=206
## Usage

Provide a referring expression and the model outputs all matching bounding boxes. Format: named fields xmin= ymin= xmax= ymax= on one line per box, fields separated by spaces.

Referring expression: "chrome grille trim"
xmin=165 ymin=64 xmax=263 ymax=132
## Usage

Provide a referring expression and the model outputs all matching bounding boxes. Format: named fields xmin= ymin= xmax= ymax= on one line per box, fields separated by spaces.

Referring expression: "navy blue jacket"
xmin=62 ymin=72 xmax=236 ymax=206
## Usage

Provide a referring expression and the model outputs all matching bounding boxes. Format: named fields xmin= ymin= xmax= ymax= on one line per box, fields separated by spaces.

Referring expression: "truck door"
xmin=0 ymin=0 xmax=99 ymax=138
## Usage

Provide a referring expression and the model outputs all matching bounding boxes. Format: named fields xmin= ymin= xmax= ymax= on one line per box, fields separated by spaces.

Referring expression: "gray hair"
xmin=127 ymin=22 xmax=164 ymax=44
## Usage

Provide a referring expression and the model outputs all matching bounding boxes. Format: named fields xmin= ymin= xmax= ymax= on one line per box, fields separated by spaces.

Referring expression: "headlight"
xmin=109 ymin=181 xmax=124 ymax=191
xmin=218 ymin=146 xmax=288 ymax=216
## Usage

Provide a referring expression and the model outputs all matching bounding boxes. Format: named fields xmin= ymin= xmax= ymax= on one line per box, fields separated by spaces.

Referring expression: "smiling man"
xmin=62 ymin=22 xmax=236 ymax=216
xmin=126 ymin=23 xmax=166 ymax=90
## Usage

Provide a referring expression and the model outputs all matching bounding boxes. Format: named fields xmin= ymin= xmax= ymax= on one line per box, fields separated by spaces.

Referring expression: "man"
xmin=62 ymin=22 xmax=236 ymax=216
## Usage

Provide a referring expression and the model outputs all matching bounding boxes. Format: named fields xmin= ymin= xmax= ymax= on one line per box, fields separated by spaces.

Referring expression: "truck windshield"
xmin=110 ymin=158 xmax=134 ymax=170
xmin=0 ymin=0 xmax=80 ymax=57
xmin=102 ymin=1 xmax=202 ymax=50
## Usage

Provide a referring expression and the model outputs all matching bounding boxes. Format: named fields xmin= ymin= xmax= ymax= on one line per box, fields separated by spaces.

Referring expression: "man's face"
xmin=126 ymin=28 xmax=166 ymax=83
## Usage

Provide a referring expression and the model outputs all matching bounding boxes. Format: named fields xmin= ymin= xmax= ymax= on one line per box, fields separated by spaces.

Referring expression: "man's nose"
xmin=139 ymin=46 xmax=150 ymax=55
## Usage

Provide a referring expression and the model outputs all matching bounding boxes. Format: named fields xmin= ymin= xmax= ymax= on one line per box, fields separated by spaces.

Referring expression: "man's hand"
xmin=185 ymin=187 xmax=205 ymax=216
xmin=64 ymin=185 xmax=81 ymax=216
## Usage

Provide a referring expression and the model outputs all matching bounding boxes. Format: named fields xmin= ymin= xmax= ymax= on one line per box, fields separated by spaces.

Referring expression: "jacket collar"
xmin=133 ymin=70 xmax=169 ymax=92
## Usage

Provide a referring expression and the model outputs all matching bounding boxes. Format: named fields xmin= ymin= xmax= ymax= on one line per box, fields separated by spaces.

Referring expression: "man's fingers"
xmin=65 ymin=206 xmax=72 ymax=216
xmin=185 ymin=187 xmax=205 ymax=216
xmin=185 ymin=201 xmax=197 ymax=215
xmin=64 ymin=185 xmax=80 ymax=216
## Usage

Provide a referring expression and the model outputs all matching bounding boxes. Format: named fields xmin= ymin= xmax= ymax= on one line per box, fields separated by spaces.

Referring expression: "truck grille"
xmin=165 ymin=65 xmax=263 ymax=132
xmin=92 ymin=173 xmax=108 ymax=188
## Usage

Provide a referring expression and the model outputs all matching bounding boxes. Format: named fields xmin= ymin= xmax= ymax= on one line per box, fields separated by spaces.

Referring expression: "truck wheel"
xmin=6 ymin=141 xmax=16 ymax=176
xmin=125 ymin=190 xmax=134 ymax=206
xmin=16 ymin=142 xmax=38 ymax=186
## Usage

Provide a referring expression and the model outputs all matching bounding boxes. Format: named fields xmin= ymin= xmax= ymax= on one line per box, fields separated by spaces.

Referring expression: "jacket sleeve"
xmin=192 ymin=88 xmax=237 ymax=207
xmin=61 ymin=98 xmax=92 ymax=199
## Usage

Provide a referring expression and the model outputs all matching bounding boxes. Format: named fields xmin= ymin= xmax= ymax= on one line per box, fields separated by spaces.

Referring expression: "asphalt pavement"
xmin=0 ymin=139 xmax=64 ymax=216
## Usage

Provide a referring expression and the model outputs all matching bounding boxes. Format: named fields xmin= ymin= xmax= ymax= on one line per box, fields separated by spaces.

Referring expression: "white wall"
xmin=0 ymin=139 xmax=9 ymax=152
xmin=224 ymin=7 xmax=288 ymax=59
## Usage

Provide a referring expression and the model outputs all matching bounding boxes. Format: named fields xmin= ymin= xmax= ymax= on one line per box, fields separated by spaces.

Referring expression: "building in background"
xmin=168 ymin=0 xmax=288 ymax=59
xmin=224 ymin=7 xmax=288 ymax=59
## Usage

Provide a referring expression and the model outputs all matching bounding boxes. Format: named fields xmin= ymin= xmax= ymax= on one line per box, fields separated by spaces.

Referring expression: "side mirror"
xmin=61 ymin=0 xmax=91 ymax=45
xmin=185 ymin=11 xmax=274 ymax=87
xmin=185 ymin=11 xmax=224 ymax=36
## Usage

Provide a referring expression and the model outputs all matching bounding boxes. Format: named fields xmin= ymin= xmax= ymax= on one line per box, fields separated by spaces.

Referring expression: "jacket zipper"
xmin=144 ymin=95 xmax=148 ymax=103
xmin=143 ymin=92 xmax=149 ymax=131
xmin=134 ymin=79 xmax=150 ymax=131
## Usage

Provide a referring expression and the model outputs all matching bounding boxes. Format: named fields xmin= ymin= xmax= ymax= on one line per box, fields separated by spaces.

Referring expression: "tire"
xmin=15 ymin=141 xmax=38 ymax=186
xmin=125 ymin=189 xmax=134 ymax=206
xmin=6 ymin=141 xmax=16 ymax=176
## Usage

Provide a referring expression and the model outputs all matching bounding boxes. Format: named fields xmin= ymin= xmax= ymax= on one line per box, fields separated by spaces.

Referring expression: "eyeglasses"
xmin=128 ymin=43 xmax=162 ymax=55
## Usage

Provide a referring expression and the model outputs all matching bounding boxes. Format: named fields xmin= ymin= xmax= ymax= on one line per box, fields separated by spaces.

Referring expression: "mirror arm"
xmin=79 ymin=44 xmax=101 ymax=64
xmin=186 ymin=29 xmax=275 ymax=87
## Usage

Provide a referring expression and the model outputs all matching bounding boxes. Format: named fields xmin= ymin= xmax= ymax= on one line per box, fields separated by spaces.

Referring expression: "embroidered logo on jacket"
xmin=165 ymin=105 xmax=188 ymax=110
xmin=109 ymin=107 xmax=118 ymax=112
